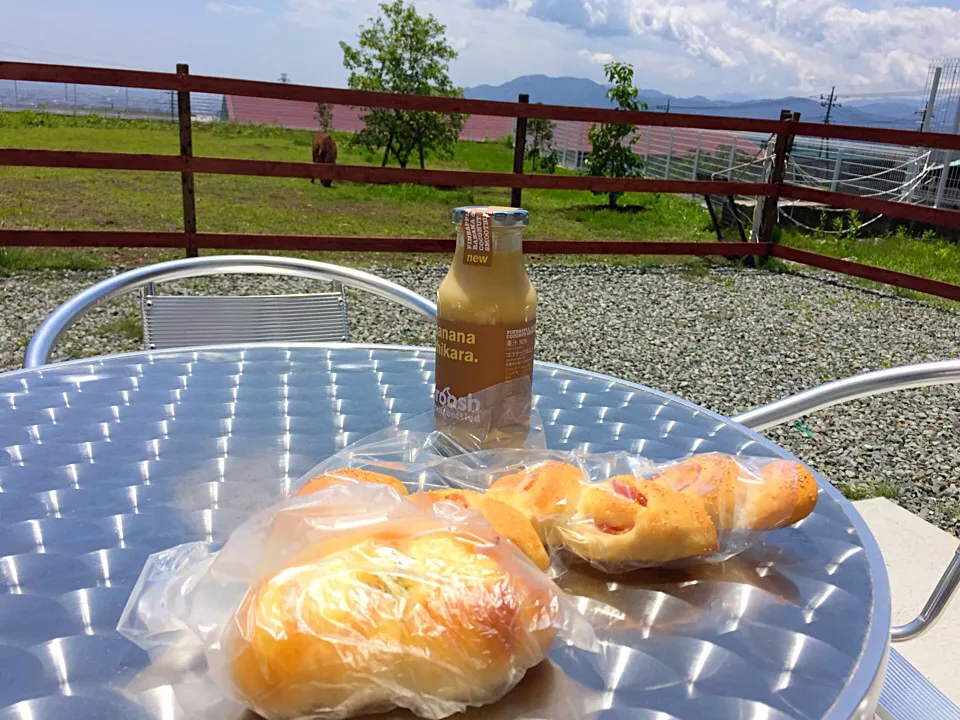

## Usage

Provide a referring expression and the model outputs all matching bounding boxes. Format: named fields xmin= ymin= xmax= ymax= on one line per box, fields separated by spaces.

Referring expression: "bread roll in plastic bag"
xmin=477 ymin=451 xmax=819 ymax=572
xmin=286 ymin=397 xmax=818 ymax=574
xmin=118 ymin=482 xmax=597 ymax=720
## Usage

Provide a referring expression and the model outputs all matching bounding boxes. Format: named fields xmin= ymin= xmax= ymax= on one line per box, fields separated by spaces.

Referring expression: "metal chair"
xmin=24 ymin=255 xmax=437 ymax=368
xmin=141 ymin=280 xmax=349 ymax=350
xmin=733 ymin=359 xmax=960 ymax=719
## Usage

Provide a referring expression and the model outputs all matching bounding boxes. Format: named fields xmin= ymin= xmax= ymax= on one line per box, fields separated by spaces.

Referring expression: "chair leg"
xmin=892 ymin=545 xmax=960 ymax=642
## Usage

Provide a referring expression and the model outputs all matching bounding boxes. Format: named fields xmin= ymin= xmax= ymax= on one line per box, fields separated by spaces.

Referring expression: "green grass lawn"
xmin=779 ymin=228 xmax=960 ymax=289
xmin=0 ymin=111 xmax=716 ymax=249
xmin=0 ymin=111 xmax=957 ymax=307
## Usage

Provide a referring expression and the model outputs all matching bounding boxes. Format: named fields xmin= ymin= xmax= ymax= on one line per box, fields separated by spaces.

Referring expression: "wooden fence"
xmin=1 ymin=61 xmax=960 ymax=301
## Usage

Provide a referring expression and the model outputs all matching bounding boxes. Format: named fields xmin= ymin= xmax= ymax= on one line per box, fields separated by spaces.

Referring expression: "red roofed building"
xmin=552 ymin=120 xmax=761 ymax=170
xmin=223 ymin=96 xmax=514 ymax=142
xmin=223 ymin=96 xmax=761 ymax=180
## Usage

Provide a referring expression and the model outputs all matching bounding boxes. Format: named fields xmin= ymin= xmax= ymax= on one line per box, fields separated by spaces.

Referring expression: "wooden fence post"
xmin=176 ymin=63 xmax=198 ymax=258
xmin=511 ymin=94 xmax=529 ymax=208
xmin=758 ymin=109 xmax=797 ymax=245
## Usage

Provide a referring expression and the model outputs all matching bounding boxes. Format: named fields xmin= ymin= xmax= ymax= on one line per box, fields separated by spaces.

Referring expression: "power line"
xmin=832 ymin=89 xmax=926 ymax=99
xmin=0 ymin=41 xmax=128 ymax=69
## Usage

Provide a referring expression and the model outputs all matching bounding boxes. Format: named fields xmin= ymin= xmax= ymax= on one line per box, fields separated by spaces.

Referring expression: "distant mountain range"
xmin=465 ymin=75 xmax=924 ymax=131
xmin=0 ymin=73 xmax=925 ymax=133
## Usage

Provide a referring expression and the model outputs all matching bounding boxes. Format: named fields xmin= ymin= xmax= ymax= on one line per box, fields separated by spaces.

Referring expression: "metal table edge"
xmin=7 ymin=341 xmax=893 ymax=720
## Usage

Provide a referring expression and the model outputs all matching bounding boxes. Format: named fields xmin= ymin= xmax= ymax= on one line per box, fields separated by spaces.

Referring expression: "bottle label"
xmin=434 ymin=318 xmax=536 ymax=430
xmin=461 ymin=208 xmax=492 ymax=266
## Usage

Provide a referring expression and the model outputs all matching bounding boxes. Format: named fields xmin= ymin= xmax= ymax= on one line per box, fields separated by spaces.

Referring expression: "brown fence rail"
xmin=1 ymin=61 xmax=960 ymax=302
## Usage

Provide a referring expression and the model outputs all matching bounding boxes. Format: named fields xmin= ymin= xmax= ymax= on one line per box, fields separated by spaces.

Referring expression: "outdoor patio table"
xmin=0 ymin=343 xmax=890 ymax=720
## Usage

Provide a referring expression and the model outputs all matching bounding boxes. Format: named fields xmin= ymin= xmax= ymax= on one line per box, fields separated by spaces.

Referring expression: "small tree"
xmin=340 ymin=0 xmax=466 ymax=169
xmin=526 ymin=115 xmax=558 ymax=173
xmin=585 ymin=61 xmax=646 ymax=209
xmin=315 ymin=102 xmax=333 ymax=132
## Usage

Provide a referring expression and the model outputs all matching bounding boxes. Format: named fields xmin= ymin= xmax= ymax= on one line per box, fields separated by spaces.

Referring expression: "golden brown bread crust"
xmin=652 ymin=453 xmax=818 ymax=531
xmin=558 ymin=476 xmax=719 ymax=564
xmin=293 ymin=467 xmax=409 ymax=498
xmin=651 ymin=453 xmax=740 ymax=530
xmin=414 ymin=489 xmax=550 ymax=571
xmin=227 ymin=529 xmax=557 ymax=719
xmin=486 ymin=463 xmax=585 ymax=539
xmin=751 ymin=459 xmax=819 ymax=528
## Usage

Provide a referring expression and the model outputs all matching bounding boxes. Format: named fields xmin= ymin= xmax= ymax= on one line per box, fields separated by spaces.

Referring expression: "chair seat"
xmin=142 ymin=292 xmax=348 ymax=349
xmin=879 ymin=646 xmax=960 ymax=719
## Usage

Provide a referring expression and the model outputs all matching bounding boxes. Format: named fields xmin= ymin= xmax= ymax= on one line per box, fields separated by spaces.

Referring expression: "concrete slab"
xmin=853 ymin=497 xmax=960 ymax=706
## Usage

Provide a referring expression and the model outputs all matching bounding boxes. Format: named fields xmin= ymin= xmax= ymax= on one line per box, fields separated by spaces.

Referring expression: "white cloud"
xmin=284 ymin=0 xmax=380 ymax=27
xmin=206 ymin=2 xmax=262 ymax=14
xmin=477 ymin=0 xmax=960 ymax=93
xmin=278 ymin=0 xmax=959 ymax=96
xmin=578 ymin=49 xmax=614 ymax=65
xmin=284 ymin=0 xmax=600 ymax=86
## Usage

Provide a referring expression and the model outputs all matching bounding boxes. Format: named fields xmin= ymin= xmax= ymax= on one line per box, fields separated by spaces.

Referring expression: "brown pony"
xmin=311 ymin=133 xmax=338 ymax=187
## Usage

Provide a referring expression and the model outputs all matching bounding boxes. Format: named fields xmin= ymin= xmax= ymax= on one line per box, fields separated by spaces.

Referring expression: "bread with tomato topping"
xmin=652 ymin=453 xmax=817 ymax=531
xmin=556 ymin=475 xmax=719 ymax=564
xmin=485 ymin=462 xmax=585 ymax=539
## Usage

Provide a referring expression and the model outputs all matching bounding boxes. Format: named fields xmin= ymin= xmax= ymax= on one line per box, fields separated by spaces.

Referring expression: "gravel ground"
xmin=2 ymin=262 xmax=959 ymax=534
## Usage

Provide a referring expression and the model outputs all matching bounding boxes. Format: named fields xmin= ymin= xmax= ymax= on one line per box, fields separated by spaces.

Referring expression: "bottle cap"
xmin=452 ymin=206 xmax=529 ymax=228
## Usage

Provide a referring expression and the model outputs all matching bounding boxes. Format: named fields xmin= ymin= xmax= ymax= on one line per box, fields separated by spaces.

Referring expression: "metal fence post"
xmin=692 ymin=131 xmax=702 ymax=180
xmin=727 ymin=137 xmax=738 ymax=180
xmin=934 ymin=99 xmax=960 ymax=208
xmin=758 ymin=110 xmax=794 ymax=245
xmin=664 ymin=128 xmax=675 ymax=179
xmin=511 ymin=93 xmax=529 ymax=208
xmin=176 ymin=63 xmax=198 ymax=258
xmin=830 ymin=148 xmax=845 ymax=192
xmin=905 ymin=66 xmax=943 ymax=204
xmin=577 ymin=121 xmax=586 ymax=170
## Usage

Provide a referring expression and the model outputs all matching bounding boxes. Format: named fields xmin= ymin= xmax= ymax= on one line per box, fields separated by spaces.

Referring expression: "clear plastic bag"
xmin=478 ymin=451 xmax=819 ymax=572
xmin=288 ymin=410 xmax=818 ymax=574
xmin=119 ymin=482 xmax=598 ymax=720
xmin=119 ymin=396 xmax=819 ymax=719
xmin=296 ymin=422 xmax=818 ymax=572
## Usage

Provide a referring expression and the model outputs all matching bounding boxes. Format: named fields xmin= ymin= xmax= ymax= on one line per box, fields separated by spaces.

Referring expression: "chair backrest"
xmin=25 ymin=256 xmax=437 ymax=369
xmin=141 ymin=283 xmax=349 ymax=350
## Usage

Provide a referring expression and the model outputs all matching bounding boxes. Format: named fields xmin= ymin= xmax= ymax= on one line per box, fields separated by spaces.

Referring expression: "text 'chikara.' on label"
xmin=434 ymin=318 xmax=536 ymax=427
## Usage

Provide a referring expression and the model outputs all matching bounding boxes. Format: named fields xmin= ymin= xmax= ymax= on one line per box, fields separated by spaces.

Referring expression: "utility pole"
xmin=819 ymin=86 xmax=839 ymax=159
xmin=920 ymin=67 xmax=942 ymax=132
xmin=906 ymin=65 xmax=942 ymax=202
xmin=656 ymin=98 xmax=671 ymax=113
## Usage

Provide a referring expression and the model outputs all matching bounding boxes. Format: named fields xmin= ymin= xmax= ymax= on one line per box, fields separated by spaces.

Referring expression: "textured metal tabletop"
xmin=0 ymin=344 xmax=890 ymax=720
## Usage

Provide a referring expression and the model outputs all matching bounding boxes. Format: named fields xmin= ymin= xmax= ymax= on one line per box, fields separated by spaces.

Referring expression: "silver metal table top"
xmin=0 ymin=344 xmax=890 ymax=720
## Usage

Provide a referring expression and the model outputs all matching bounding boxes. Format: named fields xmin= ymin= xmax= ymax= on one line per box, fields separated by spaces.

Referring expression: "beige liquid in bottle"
xmin=434 ymin=206 xmax=537 ymax=447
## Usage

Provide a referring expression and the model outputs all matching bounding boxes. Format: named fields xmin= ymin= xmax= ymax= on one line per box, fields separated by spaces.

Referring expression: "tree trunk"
xmin=381 ymin=137 xmax=392 ymax=168
xmin=393 ymin=143 xmax=411 ymax=169
xmin=418 ymin=143 xmax=425 ymax=170
xmin=608 ymin=192 xmax=618 ymax=210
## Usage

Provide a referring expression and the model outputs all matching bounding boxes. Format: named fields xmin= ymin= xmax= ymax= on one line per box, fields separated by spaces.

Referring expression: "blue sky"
xmin=1 ymin=0 xmax=959 ymax=97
